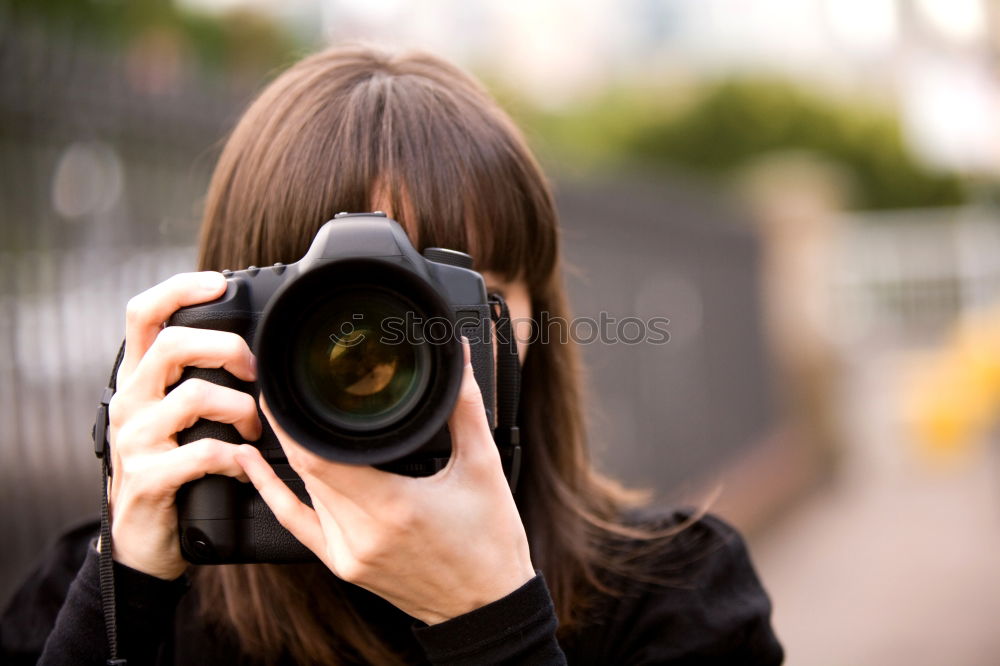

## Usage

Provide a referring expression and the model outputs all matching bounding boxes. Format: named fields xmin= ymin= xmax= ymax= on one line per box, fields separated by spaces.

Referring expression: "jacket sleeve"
xmin=1 ymin=521 xmax=190 ymax=666
xmin=412 ymin=573 xmax=567 ymax=665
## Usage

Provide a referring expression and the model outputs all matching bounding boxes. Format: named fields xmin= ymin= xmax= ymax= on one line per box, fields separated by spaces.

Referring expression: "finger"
xmin=259 ymin=396 xmax=393 ymax=499
xmin=144 ymin=438 xmax=251 ymax=490
xmin=159 ymin=379 xmax=262 ymax=442
xmin=308 ymin=497 xmax=360 ymax=578
xmin=127 ymin=327 xmax=256 ymax=399
xmin=121 ymin=272 xmax=228 ymax=379
xmin=298 ymin=467 xmax=374 ymax=529
xmin=117 ymin=381 xmax=261 ymax=456
xmin=235 ymin=445 xmax=326 ymax=555
xmin=298 ymin=486 xmax=367 ymax=583
xmin=446 ymin=337 xmax=496 ymax=469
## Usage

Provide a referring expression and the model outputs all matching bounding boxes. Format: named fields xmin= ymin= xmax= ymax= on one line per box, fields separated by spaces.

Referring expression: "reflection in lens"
xmin=292 ymin=291 xmax=430 ymax=431
xmin=328 ymin=329 xmax=398 ymax=396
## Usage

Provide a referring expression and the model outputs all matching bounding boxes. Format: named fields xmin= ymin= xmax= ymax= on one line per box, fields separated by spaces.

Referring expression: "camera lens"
xmin=291 ymin=292 xmax=430 ymax=431
xmin=256 ymin=257 xmax=464 ymax=465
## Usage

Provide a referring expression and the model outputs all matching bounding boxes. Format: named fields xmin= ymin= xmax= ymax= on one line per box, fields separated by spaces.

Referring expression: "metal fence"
xmin=831 ymin=206 xmax=1000 ymax=349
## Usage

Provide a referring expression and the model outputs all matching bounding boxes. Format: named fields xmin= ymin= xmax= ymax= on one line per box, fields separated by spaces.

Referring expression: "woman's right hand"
xmin=105 ymin=271 xmax=261 ymax=580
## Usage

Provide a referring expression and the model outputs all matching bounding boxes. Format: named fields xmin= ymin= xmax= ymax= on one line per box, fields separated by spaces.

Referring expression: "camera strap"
xmin=92 ymin=339 xmax=127 ymax=666
xmin=489 ymin=293 xmax=522 ymax=493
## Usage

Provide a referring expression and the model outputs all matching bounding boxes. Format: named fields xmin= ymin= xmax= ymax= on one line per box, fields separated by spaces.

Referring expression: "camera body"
xmin=168 ymin=212 xmax=496 ymax=564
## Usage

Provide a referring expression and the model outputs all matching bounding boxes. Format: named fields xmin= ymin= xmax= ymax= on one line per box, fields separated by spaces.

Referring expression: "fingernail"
xmin=460 ymin=335 xmax=471 ymax=366
xmin=200 ymin=271 xmax=226 ymax=291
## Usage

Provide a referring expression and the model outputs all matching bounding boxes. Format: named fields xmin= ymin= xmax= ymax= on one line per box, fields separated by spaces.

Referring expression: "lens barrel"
xmin=255 ymin=257 xmax=463 ymax=464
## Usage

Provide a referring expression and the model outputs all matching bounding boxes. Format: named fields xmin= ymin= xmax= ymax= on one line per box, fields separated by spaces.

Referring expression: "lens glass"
xmin=291 ymin=290 xmax=430 ymax=431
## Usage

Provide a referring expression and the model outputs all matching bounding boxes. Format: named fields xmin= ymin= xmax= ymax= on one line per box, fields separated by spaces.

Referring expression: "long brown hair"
xmin=193 ymin=44 xmax=676 ymax=665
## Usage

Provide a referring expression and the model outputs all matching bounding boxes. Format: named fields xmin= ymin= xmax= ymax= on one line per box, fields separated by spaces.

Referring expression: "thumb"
xmin=447 ymin=337 xmax=497 ymax=469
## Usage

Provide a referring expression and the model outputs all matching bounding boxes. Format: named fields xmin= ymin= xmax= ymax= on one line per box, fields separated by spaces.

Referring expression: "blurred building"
xmin=194 ymin=0 xmax=1000 ymax=175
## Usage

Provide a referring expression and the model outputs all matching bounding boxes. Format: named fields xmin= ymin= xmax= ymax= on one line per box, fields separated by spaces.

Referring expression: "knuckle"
xmin=458 ymin=386 xmax=484 ymax=410
xmin=124 ymin=295 xmax=148 ymax=327
xmin=237 ymin=392 xmax=259 ymax=422
xmin=193 ymin=439 xmax=224 ymax=467
xmin=349 ymin=534 xmax=383 ymax=570
xmin=118 ymin=457 xmax=145 ymax=484
xmin=298 ymin=457 xmax=321 ymax=477
xmin=113 ymin=419 xmax=138 ymax=451
xmin=177 ymin=378 xmax=210 ymax=408
xmin=220 ymin=334 xmax=251 ymax=368
xmin=154 ymin=325 xmax=186 ymax=350
xmin=238 ymin=390 xmax=257 ymax=413
xmin=385 ymin=501 xmax=418 ymax=532
xmin=224 ymin=332 xmax=247 ymax=357
xmin=335 ymin=557 xmax=366 ymax=584
xmin=272 ymin=496 xmax=300 ymax=525
xmin=117 ymin=411 xmax=161 ymax=455
xmin=471 ymin=446 xmax=502 ymax=477
xmin=108 ymin=392 xmax=130 ymax=428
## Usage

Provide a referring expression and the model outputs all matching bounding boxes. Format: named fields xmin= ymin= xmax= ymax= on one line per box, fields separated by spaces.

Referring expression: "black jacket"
xmin=1 ymin=511 xmax=783 ymax=665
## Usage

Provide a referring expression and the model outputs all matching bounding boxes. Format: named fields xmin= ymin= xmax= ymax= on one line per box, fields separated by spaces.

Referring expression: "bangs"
xmin=376 ymin=70 xmax=558 ymax=287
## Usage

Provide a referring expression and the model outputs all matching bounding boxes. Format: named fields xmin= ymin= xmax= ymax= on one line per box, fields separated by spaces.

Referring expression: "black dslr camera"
xmin=120 ymin=212 xmax=518 ymax=564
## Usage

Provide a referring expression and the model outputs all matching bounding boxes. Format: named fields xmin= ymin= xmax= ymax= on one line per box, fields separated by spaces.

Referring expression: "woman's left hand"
xmin=235 ymin=339 xmax=535 ymax=625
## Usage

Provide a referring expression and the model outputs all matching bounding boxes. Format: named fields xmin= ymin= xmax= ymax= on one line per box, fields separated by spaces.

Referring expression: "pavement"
xmin=750 ymin=352 xmax=1000 ymax=666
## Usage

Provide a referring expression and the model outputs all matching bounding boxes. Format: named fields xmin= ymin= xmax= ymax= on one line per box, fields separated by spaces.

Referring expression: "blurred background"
xmin=3 ymin=0 xmax=1000 ymax=663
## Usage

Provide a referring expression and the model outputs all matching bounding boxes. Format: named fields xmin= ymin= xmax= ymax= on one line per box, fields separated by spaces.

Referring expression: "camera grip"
xmin=175 ymin=366 xmax=253 ymax=446
xmin=173 ymin=366 xmax=253 ymax=562
xmin=172 ymin=366 xmax=314 ymax=563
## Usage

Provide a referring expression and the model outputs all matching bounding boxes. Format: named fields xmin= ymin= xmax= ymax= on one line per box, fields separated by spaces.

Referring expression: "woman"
xmin=1 ymin=45 xmax=783 ymax=665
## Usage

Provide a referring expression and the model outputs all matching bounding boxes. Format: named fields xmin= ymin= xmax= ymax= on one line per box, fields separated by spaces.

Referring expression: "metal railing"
xmin=831 ymin=206 xmax=1000 ymax=348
